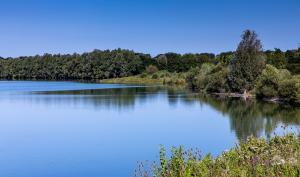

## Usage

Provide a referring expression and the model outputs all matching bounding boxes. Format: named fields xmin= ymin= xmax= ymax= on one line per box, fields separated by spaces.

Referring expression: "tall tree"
xmin=228 ymin=30 xmax=266 ymax=92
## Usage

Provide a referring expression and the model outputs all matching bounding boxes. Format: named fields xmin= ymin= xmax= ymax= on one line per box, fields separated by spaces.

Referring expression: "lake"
xmin=0 ymin=81 xmax=299 ymax=177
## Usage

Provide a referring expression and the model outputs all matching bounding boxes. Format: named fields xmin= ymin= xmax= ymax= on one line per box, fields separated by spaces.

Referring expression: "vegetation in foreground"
xmin=135 ymin=134 xmax=300 ymax=177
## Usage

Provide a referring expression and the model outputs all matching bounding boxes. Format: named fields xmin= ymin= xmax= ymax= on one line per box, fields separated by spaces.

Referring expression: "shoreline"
xmin=1 ymin=78 xmax=299 ymax=106
xmin=210 ymin=92 xmax=300 ymax=106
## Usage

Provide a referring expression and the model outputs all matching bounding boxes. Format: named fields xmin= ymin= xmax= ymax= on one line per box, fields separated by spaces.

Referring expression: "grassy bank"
xmin=136 ymin=134 xmax=300 ymax=177
xmin=101 ymin=71 xmax=187 ymax=86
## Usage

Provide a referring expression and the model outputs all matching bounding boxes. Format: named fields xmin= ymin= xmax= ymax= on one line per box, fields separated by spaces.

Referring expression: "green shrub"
xmin=173 ymin=78 xmax=186 ymax=85
xmin=293 ymin=76 xmax=300 ymax=103
xmin=163 ymin=76 xmax=186 ymax=86
xmin=163 ymin=77 xmax=171 ymax=85
xmin=199 ymin=63 xmax=215 ymax=74
xmin=194 ymin=74 xmax=208 ymax=91
xmin=278 ymin=79 xmax=298 ymax=101
xmin=159 ymin=73 xmax=165 ymax=78
xmin=146 ymin=65 xmax=159 ymax=74
xmin=186 ymin=64 xmax=215 ymax=90
xmin=205 ymin=67 xmax=229 ymax=93
xmin=136 ymin=134 xmax=300 ymax=177
xmin=164 ymin=72 xmax=171 ymax=77
xmin=186 ymin=67 xmax=201 ymax=89
xmin=140 ymin=73 xmax=147 ymax=78
xmin=152 ymin=74 xmax=158 ymax=79
xmin=259 ymin=85 xmax=278 ymax=98
xmin=186 ymin=64 xmax=229 ymax=93
xmin=255 ymin=65 xmax=300 ymax=104
xmin=256 ymin=65 xmax=291 ymax=98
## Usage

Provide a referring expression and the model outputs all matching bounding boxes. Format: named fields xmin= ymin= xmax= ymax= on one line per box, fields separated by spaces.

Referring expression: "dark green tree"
xmin=228 ymin=30 xmax=266 ymax=93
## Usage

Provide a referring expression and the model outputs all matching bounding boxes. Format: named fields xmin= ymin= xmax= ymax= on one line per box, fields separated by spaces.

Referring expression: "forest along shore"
xmin=0 ymin=30 xmax=299 ymax=105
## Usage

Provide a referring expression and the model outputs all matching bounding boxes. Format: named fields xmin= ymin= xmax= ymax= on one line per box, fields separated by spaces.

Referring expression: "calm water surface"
xmin=0 ymin=81 xmax=299 ymax=177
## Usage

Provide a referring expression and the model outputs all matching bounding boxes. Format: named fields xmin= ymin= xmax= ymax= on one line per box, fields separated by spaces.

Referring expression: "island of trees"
xmin=0 ymin=30 xmax=299 ymax=104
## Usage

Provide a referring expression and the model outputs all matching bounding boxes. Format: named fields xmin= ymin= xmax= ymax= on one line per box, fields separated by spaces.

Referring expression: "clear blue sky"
xmin=1 ymin=0 xmax=299 ymax=57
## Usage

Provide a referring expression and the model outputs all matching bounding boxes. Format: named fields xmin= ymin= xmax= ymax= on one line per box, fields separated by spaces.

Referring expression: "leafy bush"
xmin=296 ymin=76 xmax=300 ymax=102
xmin=290 ymin=76 xmax=300 ymax=103
xmin=186 ymin=67 xmax=201 ymax=89
xmin=266 ymin=48 xmax=287 ymax=69
xmin=255 ymin=65 xmax=300 ymax=103
xmin=186 ymin=64 xmax=229 ymax=92
xmin=278 ymin=79 xmax=298 ymax=101
xmin=146 ymin=65 xmax=159 ymax=74
xmin=136 ymin=134 xmax=300 ymax=177
xmin=162 ymin=72 xmax=187 ymax=86
xmin=152 ymin=74 xmax=158 ymax=79
xmin=205 ymin=66 xmax=229 ymax=93
xmin=186 ymin=63 xmax=215 ymax=90
xmin=140 ymin=73 xmax=147 ymax=78
xmin=256 ymin=65 xmax=282 ymax=98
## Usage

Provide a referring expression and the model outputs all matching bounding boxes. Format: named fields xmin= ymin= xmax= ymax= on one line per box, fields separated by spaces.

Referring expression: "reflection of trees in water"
xmin=33 ymin=87 xmax=300 ymax=140
xmin=193 ymin=95 xmax=300 ymax=141
xmin=33 ymin=86 xmax=170 ymax=111
xmin=35 ymin=86 xmax=189 ymax=110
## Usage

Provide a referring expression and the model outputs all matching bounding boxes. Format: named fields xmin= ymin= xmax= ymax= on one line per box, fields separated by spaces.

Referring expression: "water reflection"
xmin=190 ymin=94 xmax=300 ymax=141
xmin=1 ymin=83 xmax=300 ymax=177
xmin=31 ymin=87 xmax=166 ymax=110
xmin=28 ymin=87 xmax=300 ymax=141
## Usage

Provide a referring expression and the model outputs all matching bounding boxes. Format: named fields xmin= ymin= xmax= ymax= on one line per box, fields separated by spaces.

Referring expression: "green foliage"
xmin=103 ymin=70 xmax=187 ymax=86
xmin=186 ymin=63 xmax=215 ymax=90
xmin=152 ymin=74 xmax=159 ymax=79
xmin=228 ymin=30 xmax=266 ymax=92
xmin=266 ymin=48 xmax=287 ymax=69
xmin=185 ymin=67 xmax=201 ymax=90
xmin=216 ymin=51 xmax=235 ymax=65
xmin=256 ymin=65 xmax=284 ymax=98
xmin=146 ymin=65 xmax=159 ymax=74
xmin=161 ymin=72 xmax=187 ymax=86
xmin=205 ymin=65 xmax=229 ymax=93
xmin=0 ymin=49 xmax=150 ymax=80
xmin=137 ymin=134 xmax=300 ymax=177
xmin=186 ymin=63 xmax=229 ymax=93
xmin=140 ymin=73 xmax=147 ymax=78
xmin=0 ymin=45 xmax=298 ymax=82
xmin=0 ymin=50 xmax=218 ymax=80
xmin=255 ymin=64 xmax=300 ymax=103
xmin=278 ymin=78 xmax=299 ymax=101
xmin=286 ymin=50 xmax=300 ymax=74
xmin=155 ymin=53 xmax=215 ymax=72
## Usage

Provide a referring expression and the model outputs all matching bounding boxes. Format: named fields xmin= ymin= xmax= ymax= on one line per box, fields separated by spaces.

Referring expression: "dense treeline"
xmin=0 ymin=49 xmax=152 ymax=80
xmin=154 ymin=52 xmax=215 ymax=72
xmin=216 ymin=49 xmax=300 ymax=74
xmin=0 ymin=49 xmax=215 ymax=80
xmin=0 ymin=42 xmax=298 ymax=80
